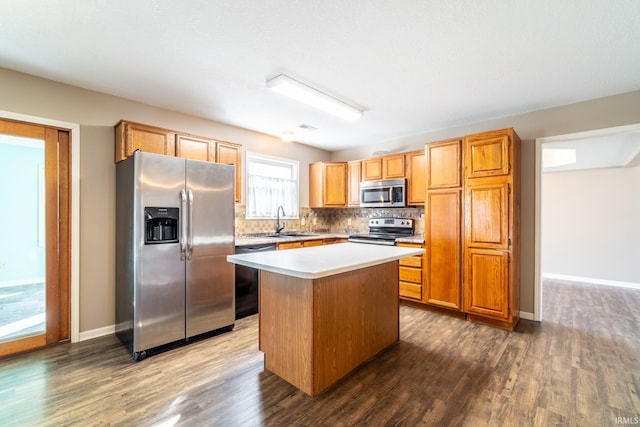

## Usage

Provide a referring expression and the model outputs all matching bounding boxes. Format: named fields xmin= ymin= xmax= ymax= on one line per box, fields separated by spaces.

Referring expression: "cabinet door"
xmin=426 ymin=138 xmax=462 ymax=189
xmin=465 ymin=133 xmax=510 ymax=179
xmin=215 ymin=141 xmax=242 ymax=203
xmin=115 ymin=121 xmax=175 ymax=162
xmin=309 ymin=162 xmax=347 ymax=207
xmin=324 ymin=163 xmax=347 ymax=206
xmin=347 ymin=161 xmax=361 ymax=206
xmin=463 ymin=248 xmax=509 ymax=319
xmin=406 ymin=151 xmax=426 ymax=205
xmin=176 ymin=134 xmax=215 ymax=162
xmin=425 ymin=189 xmax=461 ymax=310
xmin=465 ymin=180 xmax=509 ymax=249
xmin=362 ymin=158 xmax=382 ymax=181
xmin=382 ymin=154 xmax=406 ymax=179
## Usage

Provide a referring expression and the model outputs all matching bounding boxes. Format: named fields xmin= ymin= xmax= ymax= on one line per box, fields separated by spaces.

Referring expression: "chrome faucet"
xmin=275 ymin=205 xmax=285 ymax=234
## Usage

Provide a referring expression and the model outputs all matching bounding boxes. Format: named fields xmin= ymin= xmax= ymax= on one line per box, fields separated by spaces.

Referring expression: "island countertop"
xmin=227 ymin=242 xmax=424 ymax=279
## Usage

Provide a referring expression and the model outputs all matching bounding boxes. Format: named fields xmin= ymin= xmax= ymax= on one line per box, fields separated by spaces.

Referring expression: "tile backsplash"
xmin=235 ymin=205 xmax=424 ymax=237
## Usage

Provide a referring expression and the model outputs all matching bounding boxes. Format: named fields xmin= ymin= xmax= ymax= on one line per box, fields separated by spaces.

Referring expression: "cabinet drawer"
xmin=400 ymin=282 xmax=422 ymax=300
xmin=399 ymin=266 xmax=422 ymax=284
xmin=303 ymin=239 xmax=323 ymax=247
xmin=277 ymin=241 xmax=303 ymax=250
xmin=399 ymin=256 xmax=422 ymax=268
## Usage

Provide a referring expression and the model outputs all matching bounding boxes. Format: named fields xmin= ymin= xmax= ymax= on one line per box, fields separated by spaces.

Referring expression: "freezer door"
xmin=185 ymin=159 xmax=235 ymax=337
xmin=134 ymin=153 xmax=186 ymax=352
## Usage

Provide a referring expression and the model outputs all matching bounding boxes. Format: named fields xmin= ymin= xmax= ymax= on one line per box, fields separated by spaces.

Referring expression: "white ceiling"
xmin=1 ymin=1 xmax=640 ymax=152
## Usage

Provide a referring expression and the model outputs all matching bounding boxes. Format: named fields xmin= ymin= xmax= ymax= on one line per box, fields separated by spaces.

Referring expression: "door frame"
xmin=1 ymin=109 xmax=80 ymax=342
xmin=534 ymin=122 xmax=640 ymax=322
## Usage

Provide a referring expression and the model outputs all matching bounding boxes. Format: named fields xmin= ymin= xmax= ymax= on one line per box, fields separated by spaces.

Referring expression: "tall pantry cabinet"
xmin=463 ymin=128 xmax=521 ymax=330
xmin=424 ymin=138 xmax=463 ymax=311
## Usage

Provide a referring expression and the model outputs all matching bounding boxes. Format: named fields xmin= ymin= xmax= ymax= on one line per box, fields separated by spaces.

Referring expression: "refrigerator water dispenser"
xmin=145 ymin=207 xmax=179 ymax=244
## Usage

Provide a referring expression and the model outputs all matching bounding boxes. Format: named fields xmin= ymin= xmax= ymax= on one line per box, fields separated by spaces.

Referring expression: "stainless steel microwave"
xmin=360 ymin=179 xmax=406 ymax=207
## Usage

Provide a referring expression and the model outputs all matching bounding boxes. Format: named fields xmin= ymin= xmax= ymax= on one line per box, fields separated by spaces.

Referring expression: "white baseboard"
xmin=519 ymin=311 xmax=535 ymax=321
xmin=543 ymin=273 xmax=640 ymax=290
xmin=79 ymin=324 xmax=115 ymax=342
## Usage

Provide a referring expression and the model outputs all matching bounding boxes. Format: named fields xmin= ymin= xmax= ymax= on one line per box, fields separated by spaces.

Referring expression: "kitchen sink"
xmin=264 ymin=233 xmax=320 ymax=238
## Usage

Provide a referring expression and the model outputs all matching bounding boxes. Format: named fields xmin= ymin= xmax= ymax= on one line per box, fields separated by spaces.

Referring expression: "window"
xmin=245 ymin=152 xmax=299 ymax=219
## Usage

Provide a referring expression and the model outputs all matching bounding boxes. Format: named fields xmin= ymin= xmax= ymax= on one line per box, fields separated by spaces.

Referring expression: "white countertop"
xmin=227 ymin=242 xmax=424 ymax=279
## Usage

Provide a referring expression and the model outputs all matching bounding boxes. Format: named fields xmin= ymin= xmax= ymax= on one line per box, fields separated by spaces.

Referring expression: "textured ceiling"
xmin=1 ymin=0 xmax=640 ymax=151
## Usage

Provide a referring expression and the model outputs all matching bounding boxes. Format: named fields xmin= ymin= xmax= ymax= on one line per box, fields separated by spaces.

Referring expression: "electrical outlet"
xmin=347 ymin=218 xmax=352 ymax=226
xmin=313 ymin=218 xmax=317 ymax=226
xmin=301 ymin=217 xmax=306 ymax=226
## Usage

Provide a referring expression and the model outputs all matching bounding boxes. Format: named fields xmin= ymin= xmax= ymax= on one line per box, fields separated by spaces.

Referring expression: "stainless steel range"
xmin=348 ymin=218 xmax=414 ymax=246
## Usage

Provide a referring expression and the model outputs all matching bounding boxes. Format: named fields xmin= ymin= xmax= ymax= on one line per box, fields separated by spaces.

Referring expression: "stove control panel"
xmin=368 ymin=218 xmax=413 ymax=229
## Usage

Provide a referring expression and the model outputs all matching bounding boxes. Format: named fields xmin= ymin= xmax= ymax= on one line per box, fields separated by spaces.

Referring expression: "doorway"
xmin=534 ymin=123 xmax=640 ymax=321
xmin=0 ymin=118 xmax=71 ymax=356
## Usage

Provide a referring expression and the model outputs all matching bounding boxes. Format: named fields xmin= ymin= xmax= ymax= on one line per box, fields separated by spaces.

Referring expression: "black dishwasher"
xmin=234 ymin=243 xmax=276 ymax=319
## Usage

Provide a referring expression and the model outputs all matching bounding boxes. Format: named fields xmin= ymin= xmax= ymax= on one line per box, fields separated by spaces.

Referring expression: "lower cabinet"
xmin=277 ymin=237 xmax=348 ymax=251
xmin=463 ymin=248 xmax=510 ymax=320
xmin=397 ymin=243 xmax=425 ymax=302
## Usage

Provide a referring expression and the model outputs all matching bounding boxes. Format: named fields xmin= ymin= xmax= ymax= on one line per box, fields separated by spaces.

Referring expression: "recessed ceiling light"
xmin=266 ymin=74 xmax=364 ymax=121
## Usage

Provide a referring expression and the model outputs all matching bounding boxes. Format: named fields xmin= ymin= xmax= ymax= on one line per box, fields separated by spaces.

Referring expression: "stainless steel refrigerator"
xmin=116 ymin=151 xmax=235 ymax=360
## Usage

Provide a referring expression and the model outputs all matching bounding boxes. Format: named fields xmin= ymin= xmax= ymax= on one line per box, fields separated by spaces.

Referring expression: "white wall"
xmin=542 ymin=166 xmax=640 ymax=284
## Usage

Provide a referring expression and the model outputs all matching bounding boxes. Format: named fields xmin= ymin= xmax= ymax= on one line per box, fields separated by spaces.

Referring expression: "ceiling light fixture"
xmin=266 ymin=74 xmax=364 ymax=121
xmin=281 ymin=131 xmax=295 ymax=142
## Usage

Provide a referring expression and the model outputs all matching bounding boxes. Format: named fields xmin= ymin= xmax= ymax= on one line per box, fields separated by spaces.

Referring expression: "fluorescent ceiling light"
xmin=266 ymin=74 xmax=364 ymax=121
xmin=543 ymin=148 xmax=577 ymax=168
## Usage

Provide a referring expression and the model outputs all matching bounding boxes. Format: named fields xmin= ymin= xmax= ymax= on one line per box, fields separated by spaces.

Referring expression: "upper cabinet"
xmin=114 ymin=120 xmax=243 ymax=203
xmin=362 ymin=154 xmax=407 ymax=181
xmin=426 ymin=138 xmax=462 ymax=189
xmin=309 ymin=162 xmax=347 ymax=208
xmin=215 ymin=141 xmax=242 ymax=203
xmin=362 ymin=158 xmax=382 ymax=181
xmin=465 ymin=131 xmax=510 ymax=179
xmin=115 ymin=121 xmax=175 ymax=163
xmin=176 ymin=134 xmax=215 ymax=162
xmin=406 ymin=150 xmax=426 ymax=205
xmin=347 ymin=161 xmax=361 ymax=206
xmin=382 ymin=154 xmax=406 ymax=179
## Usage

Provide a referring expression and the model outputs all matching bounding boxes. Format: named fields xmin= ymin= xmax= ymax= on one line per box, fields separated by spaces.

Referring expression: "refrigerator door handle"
xmin=187 ymin=188 xmax=194 ymax=260
xmin=180 ymin=188 xmax=187 ymax=260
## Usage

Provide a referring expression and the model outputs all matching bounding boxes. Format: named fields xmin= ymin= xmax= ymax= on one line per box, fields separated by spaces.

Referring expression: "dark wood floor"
xmin=1 ymin=279 xmax=639 ymax=426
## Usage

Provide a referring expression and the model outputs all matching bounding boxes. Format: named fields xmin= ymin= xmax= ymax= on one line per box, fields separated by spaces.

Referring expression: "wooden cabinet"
xmin=277 ymin=237 xmax=348 ymax=251
xmin=115 ymin=120 xmax=175 ymax=163
xmin=176 ymin=134 xmax=215 ymax=162
xmin=215 ymin=141 xmax=242 ymax=203
xmin=398 ymin=242 xmax=425 ymax=301
xmin=426 ymin=138 xmax=462 ymax=189
xmin=347 ymin=161 xmax=361 ymax=206
xmin=424 ymin=138 xmax=463 ymax=311
xmin=115 ymin=121 xmax=243 ymax=203
xmin=382 ymin=154 xmax=406 ymax=179
xmin=362 ymin=154 xmax=407 ymax=181
xmin=362 ymin=158 xmax=382 ymax=181
xmin=464 ymin=248 xmax=510 ymax=319
xmin=277 ymin=241 xmax=304 ymax=250
xmin=309 ymin=162 xmax=347 ymax=208
xmin=406 ymin=150 xmax=426 ymax=205
xmin=465 ymin=131 xmax=510 ymax=178
xmin=425 ymin=189 xmax=462 ymax=310
xmin=463 ymin=128 xmax=520 ymax=330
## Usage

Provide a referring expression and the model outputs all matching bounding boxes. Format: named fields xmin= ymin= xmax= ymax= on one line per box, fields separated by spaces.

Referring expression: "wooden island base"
xmin=259 ymin=261 xmax=400 ymax=396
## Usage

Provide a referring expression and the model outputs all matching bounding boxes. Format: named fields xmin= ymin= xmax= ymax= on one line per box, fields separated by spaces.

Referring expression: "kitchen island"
xmin=227 ymin=242 xmax=424 ymax=396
